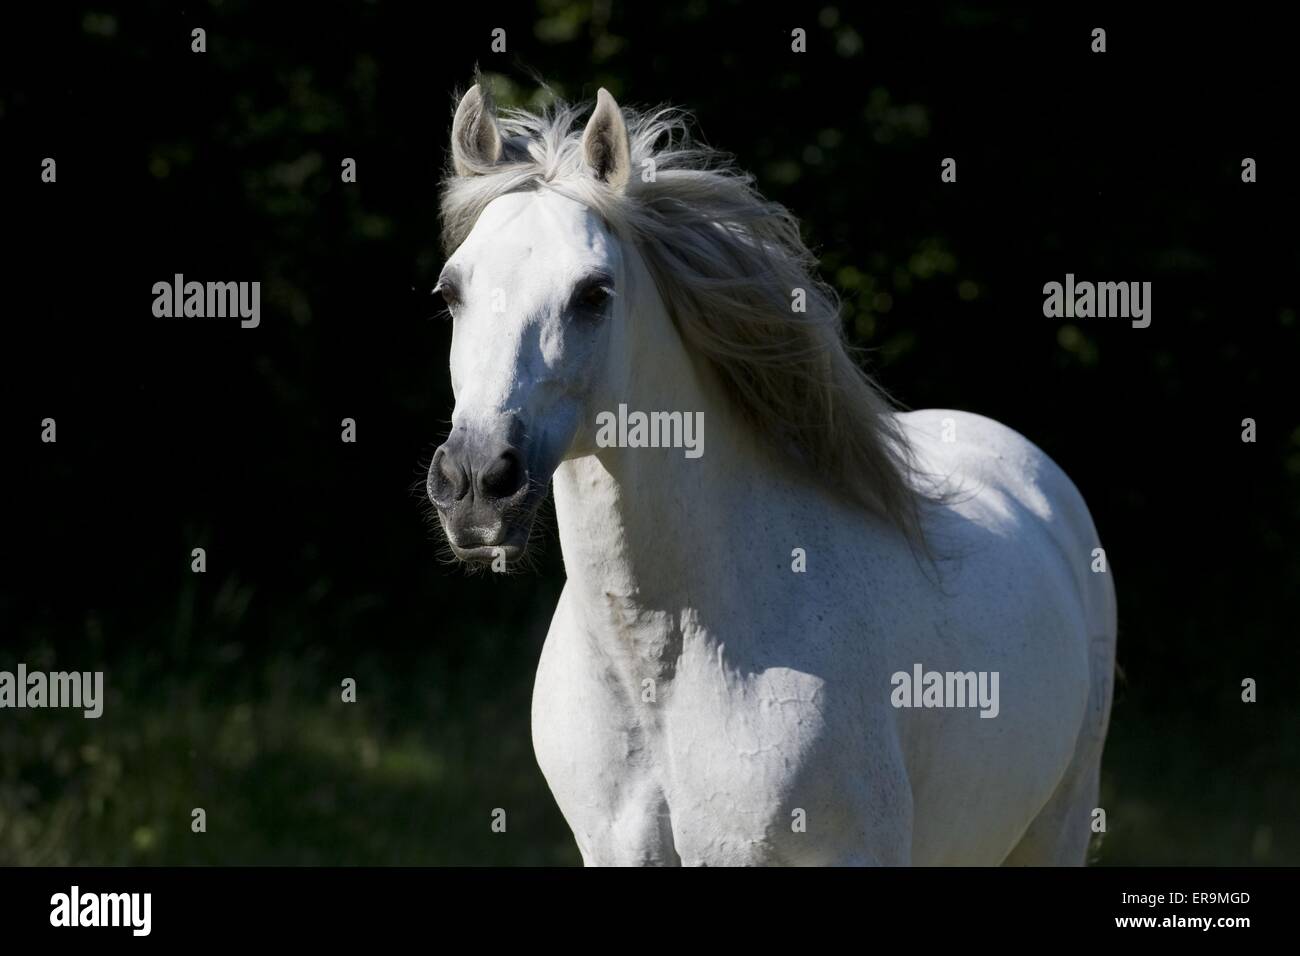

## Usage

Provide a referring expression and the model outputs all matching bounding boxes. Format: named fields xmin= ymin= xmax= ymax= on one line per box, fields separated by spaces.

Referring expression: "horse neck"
xmin=551 ymin=267 xmax=768 ymax=630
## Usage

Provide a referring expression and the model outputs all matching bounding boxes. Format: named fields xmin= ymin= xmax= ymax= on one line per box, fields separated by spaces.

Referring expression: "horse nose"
xmin=478 ymin=448 xmax=527 ymax=500
xmin=427 ymin=443 xmax=470 ymax=507
xmin=427 ymin=435 xmax=528 ymax=509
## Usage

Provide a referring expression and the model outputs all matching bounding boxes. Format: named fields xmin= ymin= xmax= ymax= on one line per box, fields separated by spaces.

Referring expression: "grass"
xmin=1096 ymin=694 xmax=1298 ymax=865
xmin=2 ymin=641 xmax=1294 ymax=865
xmin=0 ymin=643 xmax=580 ymax=865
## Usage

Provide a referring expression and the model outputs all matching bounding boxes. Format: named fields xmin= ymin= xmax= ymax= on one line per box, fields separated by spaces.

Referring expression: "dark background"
xmin=0 ymin=2 xmax=1295 ymax=864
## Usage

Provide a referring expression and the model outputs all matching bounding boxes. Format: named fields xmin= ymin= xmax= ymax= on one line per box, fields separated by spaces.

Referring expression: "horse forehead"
xmin=464 ymin=191 xmax=613 ymax=277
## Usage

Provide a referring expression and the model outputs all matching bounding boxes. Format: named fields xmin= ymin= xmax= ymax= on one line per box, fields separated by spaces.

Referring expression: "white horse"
xmin=427 ymin=83 xmax=1117 ymax=866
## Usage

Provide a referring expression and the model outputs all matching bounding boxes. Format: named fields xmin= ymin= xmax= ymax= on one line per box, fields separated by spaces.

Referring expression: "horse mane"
xmin=439 ymin=92 xmax=929 ymax=547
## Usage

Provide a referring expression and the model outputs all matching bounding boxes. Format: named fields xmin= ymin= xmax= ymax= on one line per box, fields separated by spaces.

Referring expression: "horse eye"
xmin=574 ymin=281 xmax=612 ymax=312
xmin=434 ymin=281 xmax=461 ymax=313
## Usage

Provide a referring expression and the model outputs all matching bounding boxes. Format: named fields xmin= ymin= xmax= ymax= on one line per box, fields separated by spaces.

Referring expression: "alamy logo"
xmin=50 ymin=886 xmax=151 ymax=936
xmin=1042 ymin=273 xmax=1151 ymax=328
xmin=152 ymin=274 xmax=261 ymax=328
xmin=595 ymin=404 xmax=704 ymax=458
xmin=0 ymin=664 xmax=103 ymax=718
xmin=890 ymin=663 xmax=1000 ymax=718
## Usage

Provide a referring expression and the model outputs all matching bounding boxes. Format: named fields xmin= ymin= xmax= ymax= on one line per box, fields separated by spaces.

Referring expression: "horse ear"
xmin=451 ymin=83 xmax=502 ymax=176
xmin=582 ymin=88 xmax=630 ymax=191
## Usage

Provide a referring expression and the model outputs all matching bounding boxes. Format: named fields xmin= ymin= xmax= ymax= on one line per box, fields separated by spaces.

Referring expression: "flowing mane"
xmin=439 ymin=90 xmax=927 ymax=545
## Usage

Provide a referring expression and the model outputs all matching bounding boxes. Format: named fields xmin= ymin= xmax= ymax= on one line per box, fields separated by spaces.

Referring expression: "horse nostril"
xmin=430 ymin=445 xmax=470 ymax=503
xmin=479 ymin=449 xmax=527 ymax=500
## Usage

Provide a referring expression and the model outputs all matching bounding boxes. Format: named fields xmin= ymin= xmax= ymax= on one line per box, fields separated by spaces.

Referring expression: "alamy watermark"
xmin=1043 ymin=273 xmax=1151 ymax=328
xmin=595 ymin=404 xmax=703 ymax=458
xmin=152 ymin=274 xmax=260 ymax=328
xmin=0 ymin=664 xmax=103 ymax=718
xmin=890 ymin=663 xmax=999 ymax=718
xmin=50 ymin=886 xmax=150 ymax=936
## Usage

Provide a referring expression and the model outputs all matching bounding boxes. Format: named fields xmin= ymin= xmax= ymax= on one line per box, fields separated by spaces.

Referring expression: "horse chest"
xmin=656 ymin=674 xmax=845 ymax=865
xmin=533 ymin=607 xmax=875 ymax=865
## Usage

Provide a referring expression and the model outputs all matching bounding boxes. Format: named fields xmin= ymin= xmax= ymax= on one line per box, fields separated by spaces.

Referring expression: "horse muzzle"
xmin=427 ymin=421 xmax=538 ymax=563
